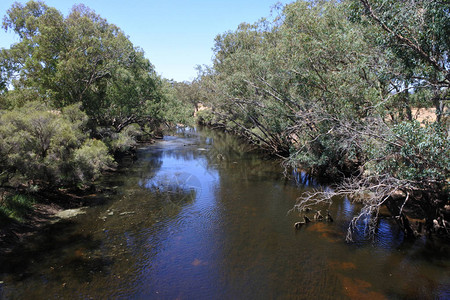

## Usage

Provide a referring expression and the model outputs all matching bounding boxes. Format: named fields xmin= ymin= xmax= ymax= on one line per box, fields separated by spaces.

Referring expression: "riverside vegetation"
xmin=0 ymin=1 xmax=193 ymax=230
xmin=0 ymin=0 xmax=449 ymax=244
xmin=185 ymin=0 xmax=449 ymax=241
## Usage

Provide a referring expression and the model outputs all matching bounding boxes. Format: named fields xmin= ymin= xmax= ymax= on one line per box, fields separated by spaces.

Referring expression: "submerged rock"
xmin=119 ymin=211 xmax=136 ymax=216
xmin=54 ymin=208 xmax=86 ymax=220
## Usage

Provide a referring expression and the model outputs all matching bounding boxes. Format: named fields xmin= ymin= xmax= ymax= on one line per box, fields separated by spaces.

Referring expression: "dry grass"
xmin=411 ymin=107 xmax=438 ymax=123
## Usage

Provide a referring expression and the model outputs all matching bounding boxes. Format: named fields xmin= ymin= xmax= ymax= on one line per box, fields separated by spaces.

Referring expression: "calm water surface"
xmin=0 ymin=127 xmax=449 ymax=299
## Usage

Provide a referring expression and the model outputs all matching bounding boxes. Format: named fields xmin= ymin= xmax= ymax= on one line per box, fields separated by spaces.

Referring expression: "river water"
xmin=0 ymin=127 xmax=449 ymax=299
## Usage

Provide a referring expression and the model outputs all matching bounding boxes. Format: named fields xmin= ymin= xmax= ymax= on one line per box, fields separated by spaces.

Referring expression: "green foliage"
xmin=0 ymin=102 xmax=114 ymax=190
xmin=195 ymin=0 xmax=448 ymax=183
xmin=0 ymin=193 xmax=34 ymax=224
xmin=0 ymin=1 xmax=170 ymax=135
xmin=161 ymin=79 xmax=196 ymax=126
xmin=199 ymin=0 xmax=381 ymax=164
xmin=73 ymin=139 xmax=115 ymax=185
xmin=109 ymin=124 xmax=142 ymax=153
xmin=0 ymin=0 xmax=194 ymax=193
xmin=192 ymin=0 xmax=449 ymax=237
xmin=0 ymin=1 xmax=191 ymax=227
xmin=0 ymin=89 xmax=44 ymax=109
xmin=347 ymin=0 xmax=450 ymax=123
xmin=195 ymin=108 xmax=214 ymax=125
xmin=377 ymin=121 xmax=449 ymax=184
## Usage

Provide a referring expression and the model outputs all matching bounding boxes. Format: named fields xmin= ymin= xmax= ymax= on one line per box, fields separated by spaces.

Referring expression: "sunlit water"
xmin=0 ymin=127 xmax=448 ymax=299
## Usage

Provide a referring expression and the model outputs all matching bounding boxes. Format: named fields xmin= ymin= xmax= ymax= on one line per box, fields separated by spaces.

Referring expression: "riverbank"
xmin=0 ymin=141 xmax=149 ymax=254
xmin=0 ymin=185 xmax=117 ymax=255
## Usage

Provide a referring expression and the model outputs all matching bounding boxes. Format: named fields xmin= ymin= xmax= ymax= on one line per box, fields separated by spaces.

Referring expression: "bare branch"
xmin=293 ymin=173 xmax=418 ymax=241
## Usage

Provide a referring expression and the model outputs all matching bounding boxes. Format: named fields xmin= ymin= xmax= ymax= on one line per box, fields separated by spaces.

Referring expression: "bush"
xmin=375 ymin=121 xmax=449 ymax=188
xmin=0 ymin=194 xmax=34 ymax=224
xmin=196 ymin=108 xmax=215 ymax=125
xmin=109 ymin=124 xmax=142 ymax=153
xmin=73 ymin=139 xmax=116 ymax=185
xmin=0 ymin=102 xmax=115 ymax=190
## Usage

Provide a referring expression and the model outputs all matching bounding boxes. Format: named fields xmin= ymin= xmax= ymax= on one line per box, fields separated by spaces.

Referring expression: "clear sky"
xmin=0 ymin=0 xmax=292 ymax=82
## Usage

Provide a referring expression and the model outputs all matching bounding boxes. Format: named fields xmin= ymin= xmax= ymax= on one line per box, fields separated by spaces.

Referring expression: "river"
xmin=0 ymin=127 xmax=448 ymax=299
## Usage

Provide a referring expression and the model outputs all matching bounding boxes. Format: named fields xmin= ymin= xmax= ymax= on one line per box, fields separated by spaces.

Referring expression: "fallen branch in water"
xmin=292 ymin=173 xmax=439 ymax=242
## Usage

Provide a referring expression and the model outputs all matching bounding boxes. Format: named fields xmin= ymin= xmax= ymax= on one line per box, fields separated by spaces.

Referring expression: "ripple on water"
xmin=0 ymin=128 xmax=448 ymax=299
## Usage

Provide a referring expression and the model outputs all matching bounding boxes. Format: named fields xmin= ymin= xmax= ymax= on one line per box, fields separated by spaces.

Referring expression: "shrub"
xmin=73 ymin=139 xmax=116 ymax=184
xmin=109 ymin=124 xmax=142 ymax=153
xmin=0 ymin=194 xmax=34 ymax=223
xmin=0 ymin=102 xmax=115 ymax=190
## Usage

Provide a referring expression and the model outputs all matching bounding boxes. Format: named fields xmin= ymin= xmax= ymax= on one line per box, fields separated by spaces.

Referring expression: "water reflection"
xmin=292 ymin=169 xmax=319 ymax=188
xmin=0 ymin=127 xmax=448 ymax=299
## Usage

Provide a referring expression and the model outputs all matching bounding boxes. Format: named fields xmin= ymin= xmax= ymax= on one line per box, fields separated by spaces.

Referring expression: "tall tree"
xmin=349 ymin=0 xmax=450 ymax=122
xmin=1 ymin=1 xmax=165 ymax=133
xmin=197 ymin=0 xmax=449 ymax=240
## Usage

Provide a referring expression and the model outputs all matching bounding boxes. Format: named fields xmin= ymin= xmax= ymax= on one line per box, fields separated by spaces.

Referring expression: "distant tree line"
xmin=0 ymin=1 xmax=190 ymax=222
xmin=190 ymin=0 xmax=449 ymax=240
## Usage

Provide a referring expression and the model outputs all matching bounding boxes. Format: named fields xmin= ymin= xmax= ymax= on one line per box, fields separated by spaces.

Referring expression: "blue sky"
xmin=0 ymin=0 xmax=292 ymax=82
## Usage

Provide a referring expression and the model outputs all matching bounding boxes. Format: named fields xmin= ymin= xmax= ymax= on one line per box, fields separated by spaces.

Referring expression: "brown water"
xmin=0 ymin=127 xmax=449 ymax=299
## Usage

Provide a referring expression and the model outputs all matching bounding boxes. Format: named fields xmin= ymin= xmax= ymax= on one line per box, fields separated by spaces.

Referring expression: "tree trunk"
xmin=384 ymin=197 xmax=416 ymax=239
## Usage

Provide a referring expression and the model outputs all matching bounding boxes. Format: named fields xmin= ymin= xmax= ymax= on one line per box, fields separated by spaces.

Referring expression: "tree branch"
xmin=360 ymin=0 xmax=447 ymax=75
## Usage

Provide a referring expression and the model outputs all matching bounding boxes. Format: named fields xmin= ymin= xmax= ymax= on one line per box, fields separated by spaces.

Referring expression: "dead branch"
xmin=292 ymin=173 xmax=418 ymax=241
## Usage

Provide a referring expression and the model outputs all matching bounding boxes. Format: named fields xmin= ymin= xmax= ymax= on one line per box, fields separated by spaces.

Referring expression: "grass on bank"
xmin=0 ymin=194 xmax=35 ymax=225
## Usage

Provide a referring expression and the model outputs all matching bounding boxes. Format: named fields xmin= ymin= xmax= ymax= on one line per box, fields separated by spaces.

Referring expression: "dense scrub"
xmin=0 ymin=1 xmax=190 ymax=224
xmin=192 ymin=0 xmax=449 ymax=240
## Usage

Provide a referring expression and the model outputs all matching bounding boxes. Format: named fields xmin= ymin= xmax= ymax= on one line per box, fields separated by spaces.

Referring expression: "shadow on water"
xmin=0 ymin=126 xmax=448 ymax=299
xmin=0 ymin=221 xmax=114 ymax=300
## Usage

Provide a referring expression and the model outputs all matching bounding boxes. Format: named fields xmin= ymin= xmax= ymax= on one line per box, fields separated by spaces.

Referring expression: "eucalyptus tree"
xmin=1 ymin=1 xmax=166 ymax=135
xmin=0 ymin=0 xmax=175 ymax=206
xmin=173 ymin=80 xmax=205 ymax=114
xmin=200 ymin=0 xmax=449 ymax=240
xmin=207 ymin=0 xmax=382 ymax=172
xmin=294 ymin=0 xmax=450 ymax=240
xmin=348 ymin=0 xmax=450 ymax=123
xmin=209 ymin=20 xmax=294 ymax=155
xmin=274 ymin=0 xmax=386 ymax=177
